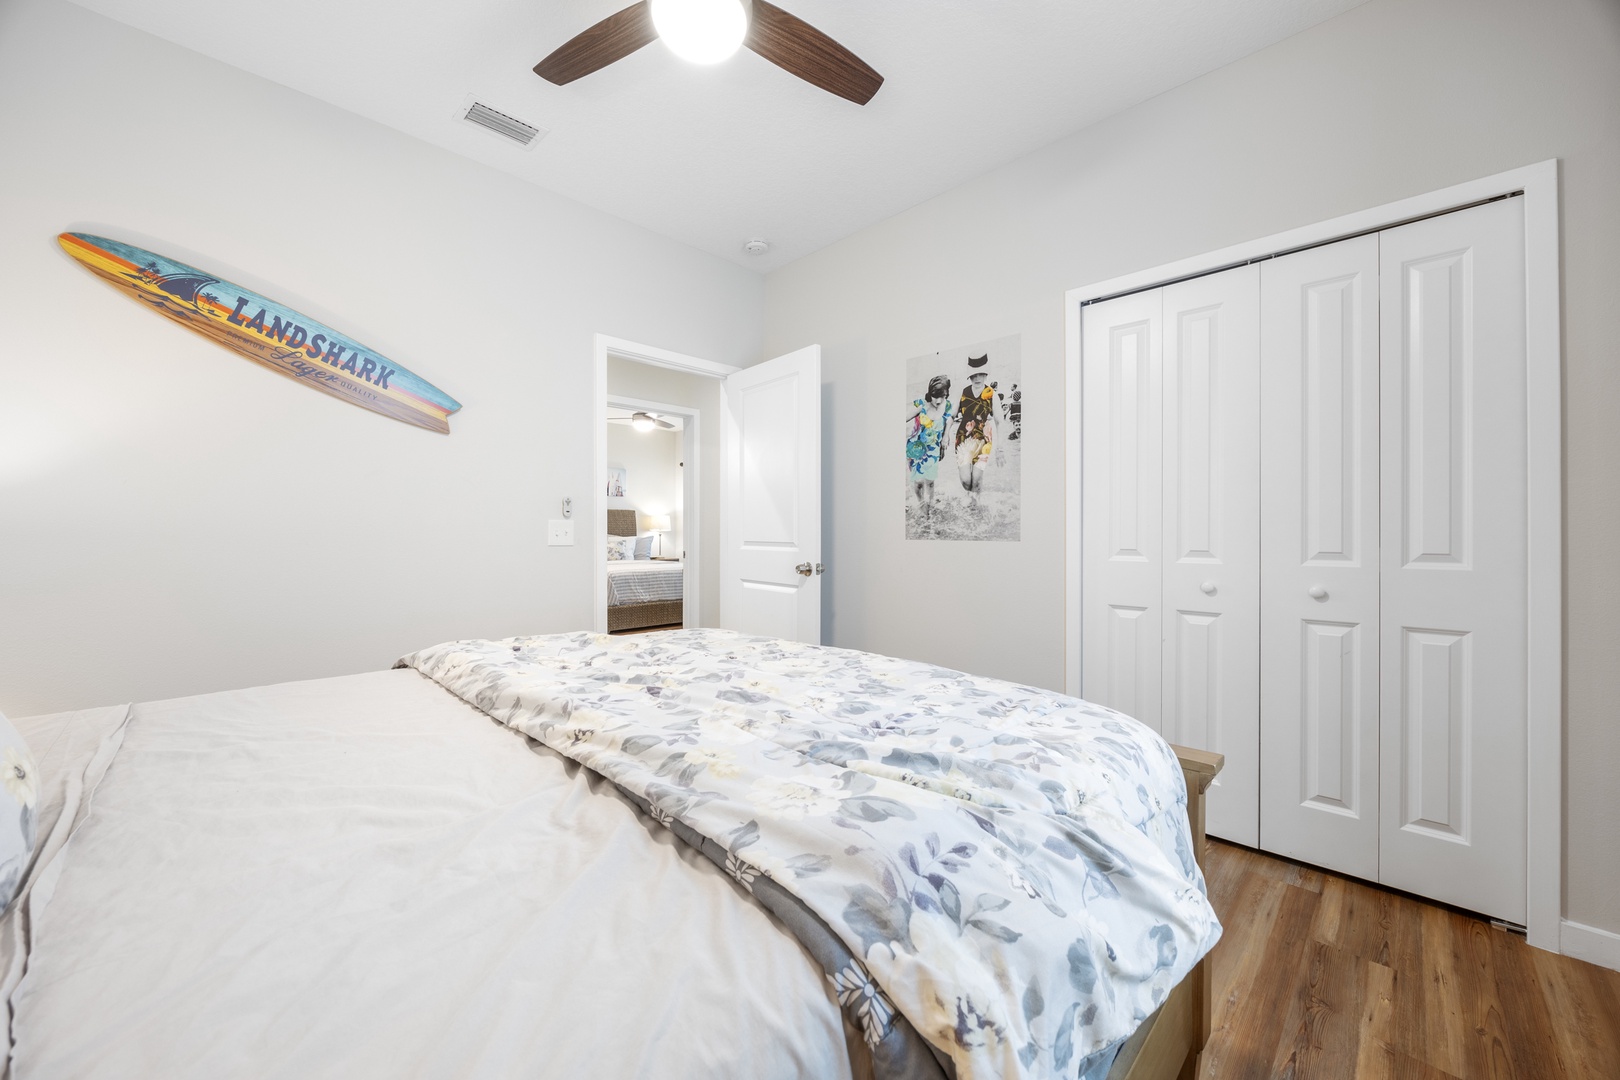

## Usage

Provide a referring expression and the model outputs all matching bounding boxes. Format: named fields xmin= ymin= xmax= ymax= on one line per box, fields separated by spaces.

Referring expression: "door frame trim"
xmin=593 ymin=335 xmax=737 ymax=634
xmin=1062 ymin=159 xmax=1563 ymax=952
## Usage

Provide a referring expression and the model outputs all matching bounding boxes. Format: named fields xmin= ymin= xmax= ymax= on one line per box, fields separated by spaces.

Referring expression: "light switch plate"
xmin=547 ymin=519 xmax=574 ymax=546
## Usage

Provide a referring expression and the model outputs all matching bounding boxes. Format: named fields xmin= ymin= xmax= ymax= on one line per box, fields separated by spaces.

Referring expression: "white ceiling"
xmin=69 ymin=0 xmax=1364 ymax=272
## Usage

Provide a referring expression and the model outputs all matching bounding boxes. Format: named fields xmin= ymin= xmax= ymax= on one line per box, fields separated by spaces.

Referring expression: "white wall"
xmin=763 ymin=0 xmax=1620 ymax=934
xmin=606 ymin=424 xmax=682 ymax=555
xmin=606 ymin=358 xmax=723 ymax=625
xmin=0 ymin=0 xmax=762 ymax=716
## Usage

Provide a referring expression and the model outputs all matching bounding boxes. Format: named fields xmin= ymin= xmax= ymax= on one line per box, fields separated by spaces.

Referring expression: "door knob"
xmin=1200 ymin=581 xmax=1217 ymax=595
xmin=1308 ymin=586 xmax=1327 ymax=600
xmin=795 ymin=562 xmax=814 ymax=577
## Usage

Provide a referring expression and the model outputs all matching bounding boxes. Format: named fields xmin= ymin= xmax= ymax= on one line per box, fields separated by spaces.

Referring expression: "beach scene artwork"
xmin=57 ymin=233 xmax=462 ymax=433
xmin=904 ymin=334 xmax=1022 ymax=541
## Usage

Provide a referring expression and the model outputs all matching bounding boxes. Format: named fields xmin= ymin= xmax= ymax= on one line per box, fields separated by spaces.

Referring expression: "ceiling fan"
xmin=535 ymin=0 xmax=883 ymax=105
xmin=630 ymin=411 xmax=676 ymax=431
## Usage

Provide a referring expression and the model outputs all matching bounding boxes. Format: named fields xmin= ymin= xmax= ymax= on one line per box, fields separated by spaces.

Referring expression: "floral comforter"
xmin=398 ymin=630 xmax=1220 ymax=1080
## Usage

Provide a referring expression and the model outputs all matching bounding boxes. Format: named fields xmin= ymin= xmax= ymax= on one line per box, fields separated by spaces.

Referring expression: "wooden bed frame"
xmin=1107 ymin=744 xmax=1224 ymax=1080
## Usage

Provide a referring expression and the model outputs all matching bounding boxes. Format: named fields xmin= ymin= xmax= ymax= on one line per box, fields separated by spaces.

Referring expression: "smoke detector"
xmin=742 ymin=238 xmax=770 ymax=256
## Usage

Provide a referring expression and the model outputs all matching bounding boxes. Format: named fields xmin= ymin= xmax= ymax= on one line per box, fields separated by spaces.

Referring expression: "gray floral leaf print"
xmin=727 ymin=819 xmax=760 ymax=854
xmin=839 ymin=796 xmax=916 ymax=823
xmin=806 ymin=739 xmax=871 ymax=764
xmin=785 ymin=853 xmax=831 ymax=877
xmin=1148 ymin=924 xmax=1178 ymax=969
xmin=622 ymin=734 xmax=663 ymax=755
xmin=1052 ymin=1002 xmax=1081 ymax=1071
xmin=1022 ymin=980 xmax=1044 ymax=1021
xmin=843 ymin=884 xmax=914 ymax=955
xmin=1059 ymin=820 xmax=1137 ymax=877
xmin=1068 ymin=941 xmax=1099 ymax=995
xmin=398 ymin=629 xmax=1221 ymax=1080
xmin=968 ymin=917 xmax=1022 ymax=943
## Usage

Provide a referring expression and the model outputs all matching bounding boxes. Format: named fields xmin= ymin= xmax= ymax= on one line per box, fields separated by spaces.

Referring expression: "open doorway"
xmin=591 ymin=334 xmax=824 ymax=643
xmin=592 ymin=335 xmax=737 ymax=635
xmin=604 ymin=399 xmax=692 ymax=634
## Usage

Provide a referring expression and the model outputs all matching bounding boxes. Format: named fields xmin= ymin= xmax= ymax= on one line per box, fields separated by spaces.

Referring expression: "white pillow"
xmin=633 ymin=535 xmax=655 ymax=560
xmin=0 ymin=711 xmax=37 ymax=912
xmin=607 ymin=537 xmax=633 ymax=561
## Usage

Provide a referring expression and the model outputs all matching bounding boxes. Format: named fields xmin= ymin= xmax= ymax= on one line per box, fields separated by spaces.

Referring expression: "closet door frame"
xmin=1063 ymin=160 xmax=1562 ymax=951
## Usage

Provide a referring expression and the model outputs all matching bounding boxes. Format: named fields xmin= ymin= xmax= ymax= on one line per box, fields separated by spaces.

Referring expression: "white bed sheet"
xmin=9 ymin=670 xmax=858 ymax=1080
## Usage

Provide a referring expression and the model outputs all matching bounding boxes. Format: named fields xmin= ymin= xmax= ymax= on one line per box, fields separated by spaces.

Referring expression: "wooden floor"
xmin=1200 ymin=840 xmax=1620 ymax=1079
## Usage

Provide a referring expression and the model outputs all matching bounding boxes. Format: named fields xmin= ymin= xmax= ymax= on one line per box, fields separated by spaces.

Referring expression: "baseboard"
xmin=1560 ymin=919 xmax=1620 ymax=972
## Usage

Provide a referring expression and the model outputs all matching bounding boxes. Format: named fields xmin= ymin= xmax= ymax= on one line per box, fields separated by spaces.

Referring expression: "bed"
xmin=3 ymin=631 xmax=1222 ymax=1080
xmin=607 ymin=508 xmax=683 ymax=632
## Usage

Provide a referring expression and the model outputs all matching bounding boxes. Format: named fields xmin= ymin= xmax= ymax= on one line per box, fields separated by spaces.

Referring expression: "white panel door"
xmin=1259 ymin=235 xmax=1382 ymax=881
xmin=1160 ymin=267 xmax=1261 ymax=845
xmin=1378 ymin=198 xmax=1527 ymax=923
xmin=720 ymin=345 xmax=822 ymax=644
xmin=1082 ymin=290 xmax=1163 ymax=731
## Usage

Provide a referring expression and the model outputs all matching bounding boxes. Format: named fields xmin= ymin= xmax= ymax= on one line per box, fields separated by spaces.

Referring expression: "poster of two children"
xmin=905 ymin=334 xmax=1021 ymax=541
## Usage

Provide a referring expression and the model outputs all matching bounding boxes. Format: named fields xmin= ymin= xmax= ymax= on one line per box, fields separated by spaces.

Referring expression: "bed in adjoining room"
xmin=1 ymin=630 xmax=1223 ymax=1080
xmin=606 ymin=507 xmax=684 ymax=633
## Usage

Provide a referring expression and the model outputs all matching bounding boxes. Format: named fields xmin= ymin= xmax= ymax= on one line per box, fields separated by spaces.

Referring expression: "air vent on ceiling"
xmin=462 ymin=101 xmax=545 ymax=147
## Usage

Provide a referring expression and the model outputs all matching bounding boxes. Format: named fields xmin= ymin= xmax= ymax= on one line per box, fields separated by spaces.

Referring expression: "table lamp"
xmin=647 ymin=514 xmax=672 ymax=557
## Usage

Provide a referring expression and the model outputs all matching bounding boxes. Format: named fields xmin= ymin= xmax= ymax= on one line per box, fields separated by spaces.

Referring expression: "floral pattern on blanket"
xmin=399 ymin=630 xmax=1220 ymax=1080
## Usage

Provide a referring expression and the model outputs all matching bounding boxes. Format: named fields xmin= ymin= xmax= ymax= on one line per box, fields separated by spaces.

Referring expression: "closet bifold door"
xmin=1377 ymin=198 xmax=1528 ymax=924
xmin=1160 ymin=268 xmax=1260 ymax=846
xmin=1259 ymin=234 xmax=1381 ymax=880
xmin=1082 ymin=289 xmax=1163 ymax=730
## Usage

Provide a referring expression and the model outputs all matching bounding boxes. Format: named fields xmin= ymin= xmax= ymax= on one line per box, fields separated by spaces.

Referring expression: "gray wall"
xmin=0 ymin=0 xmax=762 ymax=715
xmin=763 ymin=0 xmax=1620 ymax=933
xmin=605 ymin=424 xmax=683 ymax=555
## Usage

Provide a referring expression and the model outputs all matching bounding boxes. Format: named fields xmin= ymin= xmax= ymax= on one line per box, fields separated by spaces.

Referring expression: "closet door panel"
xmin=1082 ymin=289 xmax=1163 ymax=730
xmin=1259 ymin=235 xmax=1381 ymax=881
xmin=1161 ymin=266 xmax=1260 ymax=845
xmin=1378 ymin=197 xmax=1527 ymax=923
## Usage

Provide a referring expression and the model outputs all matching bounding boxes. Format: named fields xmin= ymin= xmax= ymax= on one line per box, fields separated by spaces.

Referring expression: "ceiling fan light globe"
xmin=650 ymin=0 xmax=747 ymax=65
xmin=631 ymin=412 xmax=658 ymax=432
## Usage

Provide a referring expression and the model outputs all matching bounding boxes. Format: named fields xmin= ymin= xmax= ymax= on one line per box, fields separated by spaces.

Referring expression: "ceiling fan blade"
xmin=655 ymin=417 xmax=675 ymax=429
xmin=744 ymin=0 xmax=883 ymax=105
xmin=535 ymin=2 xmax=658 ymax=86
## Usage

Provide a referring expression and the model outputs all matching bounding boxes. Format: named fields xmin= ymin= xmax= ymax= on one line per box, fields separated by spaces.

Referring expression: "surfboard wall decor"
xmin=58 ymin=233 xmax=462 ymax=434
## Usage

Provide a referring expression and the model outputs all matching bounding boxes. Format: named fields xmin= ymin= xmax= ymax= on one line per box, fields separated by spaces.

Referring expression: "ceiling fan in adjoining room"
xmin=631 ymin=411 xmax=676 ymax=431
xmin=534 ymin=0 xmax=884 ymax=105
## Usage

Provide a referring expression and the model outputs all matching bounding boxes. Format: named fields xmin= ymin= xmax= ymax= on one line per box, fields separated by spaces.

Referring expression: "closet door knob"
xmin=1308 ymin=586 xmax=1328 ymax=600
xmin=1200 ymin=581 xmax=1217 ymax=595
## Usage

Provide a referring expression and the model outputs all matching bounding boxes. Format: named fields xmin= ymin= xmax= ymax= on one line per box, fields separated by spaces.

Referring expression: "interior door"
xmin=1160 ymin=266 xmax=1261 ymax=846
xmin=1377 ymin=198 xmax=1528 ymax=923
xmin=719 ymin=345 xmax=822 ymax=644
xmin=1081 ymin=289 xmax=1163 ymax=730
xmin=1259 ymin=234 xmax=1382 ymax=882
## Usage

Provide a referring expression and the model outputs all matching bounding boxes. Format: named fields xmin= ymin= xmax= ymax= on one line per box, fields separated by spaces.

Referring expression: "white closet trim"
xmin=1062 ymin=160 xmax=1563 ymax=953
